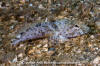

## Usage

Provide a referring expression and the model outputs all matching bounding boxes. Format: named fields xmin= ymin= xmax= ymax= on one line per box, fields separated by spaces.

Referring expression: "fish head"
xmin=73 ymin=23 xmax=90 ymax=34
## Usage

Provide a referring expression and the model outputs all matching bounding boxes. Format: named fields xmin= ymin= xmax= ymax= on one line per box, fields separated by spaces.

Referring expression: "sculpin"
xmin=11 ymin=19 xmax=89 ymax=45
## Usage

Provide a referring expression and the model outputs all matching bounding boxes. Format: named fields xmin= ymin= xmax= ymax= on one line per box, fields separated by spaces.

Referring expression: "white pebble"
xmin=18 ymin=53 xmax=23 ymax=58
xmin=43 ymin=44 xmax=48 ymax=47
xmin=92 ymin=56 xmax=100 ymax=64
xmin=38 ymin=4 xmax=45 ymax=9
xmin=10 ymin=25 xmax=14 ymax=29
xmin=90 ymin=35 xmax=95 ymax=39
xmin=12 ymin=56 xmax=17 ymax=62
xmin=29 ymin=3 xmax=33 ymax=7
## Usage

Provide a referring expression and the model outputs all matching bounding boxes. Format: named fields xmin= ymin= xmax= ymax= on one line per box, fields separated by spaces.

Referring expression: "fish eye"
xmin=20 ymin=32 xmax=24 ymax=35
xmin=75 ymin=25 xmax=79 ymax=27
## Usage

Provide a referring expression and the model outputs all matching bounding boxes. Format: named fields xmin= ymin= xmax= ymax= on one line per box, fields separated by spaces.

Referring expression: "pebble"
xmin=28 ymin=49 xmax=35 ymax=54
xmin=6 ymin=3 xmax=10 ymax=7
xmin=90 ymin=35 xmax=95 ymax=39
xmin=77 ymin=49 xmax=82 ymax=53
xmin=10 ymin=25 xmax=14 ymax=29
xmin=35 ymin=50 xmax=41 ymax=54
xmin=38 ymin=4 xmax=45 ymax=9
xmin=29 ymin=3 xmax=33 ymax=7
xmin=47 ymin=51 xmax=54 ymax=56
xmin=36 ymin=44 xmax=42 ymax=48
xmin=41 ymin=48 xmax=48 ymax=52
xmin=45 ymin=18 xmax=48 ymax=22
xmin=19 ymin=16 xmax=24 ymax=19
xmin=43 ymin=44 xmax=48 ymax=48
xmin=90 ymin=11 xmax=95 ymax=17
xmin=20 ymin=0 xmax=25 ymax=4
xmin=92 ymin=56 xmax=100 ymax=64
xmin=19 ymin=16 xmax=24 ymax=21
xmin=12 ymin=56 xmax=17 ymax=62
xmin=48 ymin=48 xmax=55 ymax=51
xmin=95 ymin=22 xmax=100 ymax=29
xmin=18 ymin=53 xmax=23 ymax=58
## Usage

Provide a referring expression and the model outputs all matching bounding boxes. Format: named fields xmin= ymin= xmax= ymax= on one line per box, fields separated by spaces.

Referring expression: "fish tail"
xmin=11 ymin=39 xmax=22 ymax=45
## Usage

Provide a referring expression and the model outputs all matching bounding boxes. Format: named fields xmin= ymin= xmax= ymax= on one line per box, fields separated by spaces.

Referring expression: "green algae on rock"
xmin=11 ymin=19 xmax=90 ymax=45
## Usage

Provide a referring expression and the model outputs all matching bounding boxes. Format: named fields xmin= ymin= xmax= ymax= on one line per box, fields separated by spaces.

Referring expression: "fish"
xmin=11 ymin=19 xmax=90 ymax=45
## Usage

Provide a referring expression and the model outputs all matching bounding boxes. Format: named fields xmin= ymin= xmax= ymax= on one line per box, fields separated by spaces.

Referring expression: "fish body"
xmin=11 ymin=19 xmax=89 ymax=45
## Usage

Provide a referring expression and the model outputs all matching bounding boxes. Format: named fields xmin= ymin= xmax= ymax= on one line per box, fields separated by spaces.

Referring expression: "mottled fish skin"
xmin=12 ymin=22 xmax=54 ymax=45
xmin=11 ymin=19 xmax=89 ymax=45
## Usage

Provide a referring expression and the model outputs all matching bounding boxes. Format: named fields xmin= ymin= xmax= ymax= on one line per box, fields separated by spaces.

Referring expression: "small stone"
xmin=47 ymin=51 xmax=54 ymax=56
xmin=19 ymin=16 xmax=24 ymax=20
xmin=38 ymin=4 xmax=45 ymax=9
xmin=35 ymin=54 xmax=42 ymax=57
xmin=77 ymin=49 xmax=81 ymax=53
xmin=18 ymin=53 xmax=23 ymax=58
xmin=6 ymin=3 xmax=10 ymax=7
xmin=28 ymin=49 xmax=35 ymax=54
xmin=35 ymin=50 xmax=41 ymax=54
xmin=10 ymin=25 xmax=14 ymax=29
xmin=95 ymin=47 xmax=99 ymax=50
xmin=41 ymin=48 xmax=48 ymax=52
xmin=12 ymin=56 xmax=17 ymax=62
xmin=90 ymin=35 xmax=95 ymax=39
xmin=36 ymin=44 xmax=42 ymax=48
xmin=77 ymin=64 xmax=82 ymax=66
xmin=45 ymin=18 xmax=48 ymax=22
xmin=92 ymin=56 xmax=100 ymax=64
xmin=20 ymin=0 xmax=25 ymax=4
xmin=57 ymin=15 xmax=64 ymax=19
xmin=48 ymin=48 xmax=55 ymax=51
xmin=43 ymin=44 xmax=48 ymax=48
xmin=10 ymin=20 xmax=18 ymax=23
xmin=95 ymin=22 xmax=100 ymax=29
xmin=28 ymin=47 xmax=36 ymax=54
xmin=29 ymin=3 xmax=33 ymax=7
xmin=90 ymin=11 xmax=95 ymax=17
